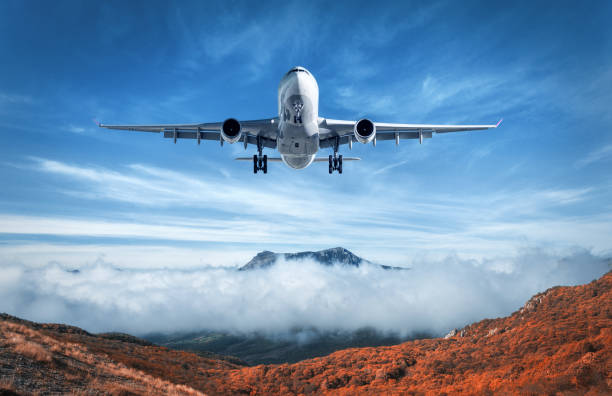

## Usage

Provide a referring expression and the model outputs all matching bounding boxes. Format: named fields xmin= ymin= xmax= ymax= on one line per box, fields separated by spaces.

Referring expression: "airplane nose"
xmin=294 ymin=71 xmax=313 ymax=87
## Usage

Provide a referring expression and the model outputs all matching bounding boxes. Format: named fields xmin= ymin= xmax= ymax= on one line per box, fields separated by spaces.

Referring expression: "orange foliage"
xmin=211 ymin=271 xmax=612 ymax=395
xmin=13 ymin=341 xmax=52 ymax=363
xmin=1 ymin=271 xmax=611 ymax=395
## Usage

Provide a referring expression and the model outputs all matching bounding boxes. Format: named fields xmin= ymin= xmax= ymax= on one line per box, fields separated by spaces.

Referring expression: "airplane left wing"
xmin=97 ymin=118 xmax=280 ymax=149
xmin=319 ymin=118 xmax=502 ymax=147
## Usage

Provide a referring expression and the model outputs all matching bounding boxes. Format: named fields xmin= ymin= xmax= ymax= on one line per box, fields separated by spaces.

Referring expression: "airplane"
xmin=98 ymin=66 xmax=502 ymax=174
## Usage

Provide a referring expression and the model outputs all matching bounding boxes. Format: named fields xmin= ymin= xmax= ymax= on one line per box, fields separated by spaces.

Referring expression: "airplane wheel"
xmin=253 ymin=154 xmax=258 ymax=174
xmin=328 ymin=155 xmax=333 ymax=174
xmin=338 ymin=155 xmax=343 ymax=174
xmin=263 ymin=155 xmax=268 ymax=174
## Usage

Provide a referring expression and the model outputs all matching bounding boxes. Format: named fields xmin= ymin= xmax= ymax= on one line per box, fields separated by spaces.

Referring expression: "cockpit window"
xmin=285 ymin=67 xmax=310 ymax=76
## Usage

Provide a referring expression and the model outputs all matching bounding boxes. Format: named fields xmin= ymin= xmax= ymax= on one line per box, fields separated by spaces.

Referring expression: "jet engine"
xmin=221 ymin=118 xmax=242 ymax=143
xmin=354 ymin=119 xmax=376 ymax=144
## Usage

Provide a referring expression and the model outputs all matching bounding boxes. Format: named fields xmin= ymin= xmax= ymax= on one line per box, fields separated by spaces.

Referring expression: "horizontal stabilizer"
xmin=236 ymin=157 xmax=361 ymax=163
xmin=235 ymin=157 xmax=283 ymax=162
xmin=313 ymin=157 xmax=361 ymax=162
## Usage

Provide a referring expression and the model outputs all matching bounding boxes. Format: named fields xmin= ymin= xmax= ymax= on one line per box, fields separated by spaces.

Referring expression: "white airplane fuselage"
xmin=277 ymin=67 xmax=320 ymax=169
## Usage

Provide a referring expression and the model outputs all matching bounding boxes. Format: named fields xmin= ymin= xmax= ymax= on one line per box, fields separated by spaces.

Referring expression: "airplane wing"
xmin=97 ymin=118 xmax=280 ymax=149
xmin=318 ymin=118 xmax=502 ymax=148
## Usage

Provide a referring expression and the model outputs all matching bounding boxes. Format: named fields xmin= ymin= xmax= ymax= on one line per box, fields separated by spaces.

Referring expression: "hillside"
xmin=1 ymin=271 xmax=610 ymax=395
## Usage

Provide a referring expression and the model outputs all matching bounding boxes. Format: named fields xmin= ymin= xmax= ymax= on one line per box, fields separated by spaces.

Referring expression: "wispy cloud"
xmin=2 ymin=157 xmax=609 ymax=262
xmin=66 ymin=125 xmax=86 ymax=134
xmin=575 ymin=144 xmax=612 ymax=168
xmin=0 ymin=92 xmax=33 ymax=105
xmin=371 ymin=159 xmax=412 ymax=175
xmin=0 ymin=242 xmax=253 ymax=269
xmin=170 ymin=3 xmax=325 ymax=80
xmin=332 ymin=67 xmax=542 ymax=122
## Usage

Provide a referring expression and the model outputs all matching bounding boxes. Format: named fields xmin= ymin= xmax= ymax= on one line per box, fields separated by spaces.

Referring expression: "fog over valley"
xmin=1 ymin=248 xmax=608 ymax=338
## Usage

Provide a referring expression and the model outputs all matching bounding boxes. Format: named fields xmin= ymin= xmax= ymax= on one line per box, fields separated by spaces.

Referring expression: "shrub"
xmin=13 ymin=341 xmax=52 ymax=363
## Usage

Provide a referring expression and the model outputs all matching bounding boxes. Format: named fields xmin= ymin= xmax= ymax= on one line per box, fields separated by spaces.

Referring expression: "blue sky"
xmin=1 ymin=0 xmax=612 ymax=270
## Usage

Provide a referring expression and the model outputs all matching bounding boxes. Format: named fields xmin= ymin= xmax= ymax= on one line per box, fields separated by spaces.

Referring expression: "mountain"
xmin=145 ymin=248 xmax=408 ymax=364
xmin=238 ymin=247 xmax=405 ymax=271
xmin=1 ymin=271 xmax=610 ymax=395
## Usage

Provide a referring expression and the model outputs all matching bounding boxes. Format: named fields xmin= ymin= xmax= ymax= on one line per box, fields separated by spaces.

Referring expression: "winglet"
xmin=495 ymin=118 xmax=503 ymax=127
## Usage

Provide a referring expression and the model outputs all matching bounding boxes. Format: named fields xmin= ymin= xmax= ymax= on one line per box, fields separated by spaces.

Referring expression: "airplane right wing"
xmin=98 ymin=118 xmax=280 ymax=149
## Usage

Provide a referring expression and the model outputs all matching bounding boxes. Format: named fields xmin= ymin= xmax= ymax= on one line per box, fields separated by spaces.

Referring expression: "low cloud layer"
xmin=0 ymin=249 xmax=609 ymax=337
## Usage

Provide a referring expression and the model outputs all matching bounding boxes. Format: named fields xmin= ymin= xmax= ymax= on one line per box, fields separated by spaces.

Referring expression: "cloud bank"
xmin=0 ymin=249 xmax=608 ymax=337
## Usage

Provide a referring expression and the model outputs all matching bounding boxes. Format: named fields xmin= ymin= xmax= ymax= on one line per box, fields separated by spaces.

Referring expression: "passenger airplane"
xmin=98 ymin=66 xmax=501 ymax=174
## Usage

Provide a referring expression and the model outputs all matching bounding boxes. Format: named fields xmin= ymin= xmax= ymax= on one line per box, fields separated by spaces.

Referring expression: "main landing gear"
xmin=329 ymin=136 xmax=342 ymax=174
xmin=253 ymin=154 xmax=268 ymax=174
xmin=329 ymin=154 xmax=342 ymax=174
xmin=253 ymin=136 xmax=267 ymax=174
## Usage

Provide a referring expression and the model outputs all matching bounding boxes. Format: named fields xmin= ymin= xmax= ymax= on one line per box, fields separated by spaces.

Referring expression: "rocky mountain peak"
xmin=238 ymin=247 xmax=366 ymax=271
xmin=238 ymin=247 xmax=406 ymax=271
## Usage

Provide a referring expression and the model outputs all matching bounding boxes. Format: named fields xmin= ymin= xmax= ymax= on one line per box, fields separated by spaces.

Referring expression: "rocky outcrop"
xmin=238 ymin=250 xmax=279 ymax=271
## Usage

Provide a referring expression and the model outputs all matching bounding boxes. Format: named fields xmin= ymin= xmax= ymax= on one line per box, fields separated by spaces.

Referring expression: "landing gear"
xmin=253 ymin=137 xmax=267 ymax=174
xmin=253 ymin=154 xmax=267 ymax=174
xmin=328 ymin=154 xmax=342 ymax=174
xmin=328 ymin=136 xmax=343 ymax=174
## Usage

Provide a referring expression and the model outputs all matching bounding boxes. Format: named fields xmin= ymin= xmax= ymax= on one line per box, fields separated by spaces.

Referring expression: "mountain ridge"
xmin=238 ymin=247 xmax=405 ymax=271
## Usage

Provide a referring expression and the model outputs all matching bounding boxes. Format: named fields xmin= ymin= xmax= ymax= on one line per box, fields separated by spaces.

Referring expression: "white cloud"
xmin=0 ymin=250 xmax=607 ymax=336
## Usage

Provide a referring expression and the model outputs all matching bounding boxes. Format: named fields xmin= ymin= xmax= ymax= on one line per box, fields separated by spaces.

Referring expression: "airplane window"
xmin=284 ymin=68 xmax=311 ymax=79
xmin=287 ymin=68 xmax=309 ymax=75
